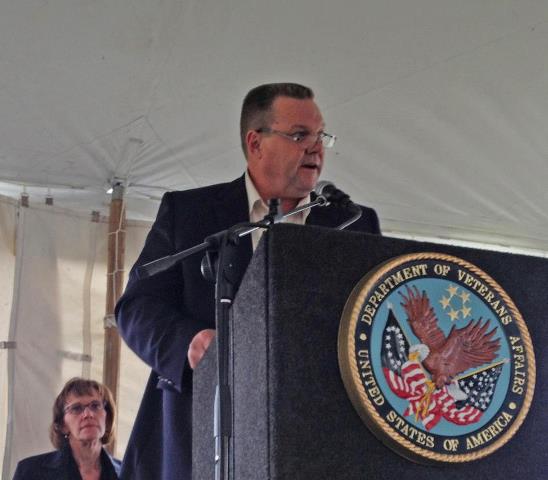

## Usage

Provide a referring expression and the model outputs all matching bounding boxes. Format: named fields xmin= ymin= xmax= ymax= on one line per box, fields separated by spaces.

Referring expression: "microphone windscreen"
xmin=314 ymin=180 xmax=335 ymax=196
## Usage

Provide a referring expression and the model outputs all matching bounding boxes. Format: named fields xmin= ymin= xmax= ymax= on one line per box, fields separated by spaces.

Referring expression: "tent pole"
xmin=103 ymin=182 xmax=125 ymax=455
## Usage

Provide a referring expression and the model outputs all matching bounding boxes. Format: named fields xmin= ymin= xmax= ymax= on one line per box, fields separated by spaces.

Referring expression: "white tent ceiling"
xmin=1 ymin=0 xmax=547 ymax=251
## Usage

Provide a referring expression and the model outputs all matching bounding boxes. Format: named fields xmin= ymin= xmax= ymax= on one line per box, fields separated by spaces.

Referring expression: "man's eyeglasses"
xmin=257 ymin=128 xmax=337 ymax=149
xmin=64 ymin=400 xmax=106 ymax=416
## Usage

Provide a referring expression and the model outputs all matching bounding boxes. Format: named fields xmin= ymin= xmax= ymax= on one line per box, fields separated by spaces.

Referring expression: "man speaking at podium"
xmin=115 ymin=82 xmax=381 ymax=480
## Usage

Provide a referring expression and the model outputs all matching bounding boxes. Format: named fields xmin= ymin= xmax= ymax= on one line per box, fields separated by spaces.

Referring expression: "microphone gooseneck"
xmin=314 ymin=180 xmax=362 ymax=230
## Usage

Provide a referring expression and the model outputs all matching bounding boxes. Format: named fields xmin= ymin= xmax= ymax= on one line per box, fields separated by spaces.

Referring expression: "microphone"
xmin=314 ymin=181 xmax=355 ymax=210
xmin=313 ymin=180 xmax=362 ymax=230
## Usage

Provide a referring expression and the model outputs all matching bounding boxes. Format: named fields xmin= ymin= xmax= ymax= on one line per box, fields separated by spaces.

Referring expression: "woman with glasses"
xmin=13 ymin=377 xmax=121 ymax=480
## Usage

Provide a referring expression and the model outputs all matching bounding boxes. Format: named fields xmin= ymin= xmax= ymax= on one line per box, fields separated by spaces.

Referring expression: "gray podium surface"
xmin=193 ymin=224 xmax=547 ymax=479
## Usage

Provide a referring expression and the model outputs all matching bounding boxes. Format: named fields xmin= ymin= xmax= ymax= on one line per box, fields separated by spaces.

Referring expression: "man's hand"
xmin=187 ymin=329 xmax=216 ymax=369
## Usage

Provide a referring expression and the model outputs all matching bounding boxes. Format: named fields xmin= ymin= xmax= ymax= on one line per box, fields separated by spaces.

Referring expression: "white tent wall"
xmin=0 ymin=197 xmax=17 ymax=478
xmin=0 ymin=197 xmax=150 ymax=478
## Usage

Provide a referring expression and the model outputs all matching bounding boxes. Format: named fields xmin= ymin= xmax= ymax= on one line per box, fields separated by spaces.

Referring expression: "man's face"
xmin=247 ymin=96 xmax=325 ymax=208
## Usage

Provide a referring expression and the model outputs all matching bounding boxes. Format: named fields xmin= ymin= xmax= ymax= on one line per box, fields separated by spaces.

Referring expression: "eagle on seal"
xmin=400 ymin=285 xmax=501 ymax=389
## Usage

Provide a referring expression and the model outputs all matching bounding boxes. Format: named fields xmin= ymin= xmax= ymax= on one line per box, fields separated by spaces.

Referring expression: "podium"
xmin=193 ymin=224 xmax=547 ymax=479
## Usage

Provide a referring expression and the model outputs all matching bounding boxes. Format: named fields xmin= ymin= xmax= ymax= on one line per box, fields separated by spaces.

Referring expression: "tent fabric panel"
xmin=0 ymin=196 xmax=17 ymax=479
xmin=0 ymin=203 xmax=151 ymax=478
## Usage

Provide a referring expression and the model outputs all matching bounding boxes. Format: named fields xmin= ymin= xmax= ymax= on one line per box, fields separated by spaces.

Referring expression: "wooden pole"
xmin=103 ymin=183 xmax=125 ymax=454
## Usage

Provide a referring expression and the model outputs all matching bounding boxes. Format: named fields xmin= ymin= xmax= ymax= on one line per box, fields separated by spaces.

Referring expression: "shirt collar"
xmin=244 ymin=170 xmax=312 ymax=220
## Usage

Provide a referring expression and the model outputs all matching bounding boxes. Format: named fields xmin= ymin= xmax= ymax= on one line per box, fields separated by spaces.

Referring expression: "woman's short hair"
xmin=49 ymin=377 xmax=117 ymax=449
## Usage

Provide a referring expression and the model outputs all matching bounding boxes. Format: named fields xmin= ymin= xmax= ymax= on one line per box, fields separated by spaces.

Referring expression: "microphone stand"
xmin=135 ymin=195 xmax=327 ymax=480
xmin=135 ymin=195 xmax=327 ymax=279
xmin=209 ymin=198 xmax=284 ymax=480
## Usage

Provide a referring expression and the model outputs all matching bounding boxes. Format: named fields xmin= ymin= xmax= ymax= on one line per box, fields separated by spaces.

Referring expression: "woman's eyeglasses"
xmin=64 ymin=400 xmax=106 ymax=416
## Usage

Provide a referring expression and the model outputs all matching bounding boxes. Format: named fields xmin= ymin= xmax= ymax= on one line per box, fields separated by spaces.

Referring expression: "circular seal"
xmin=338 ymin=253 xmax=535 ymax=464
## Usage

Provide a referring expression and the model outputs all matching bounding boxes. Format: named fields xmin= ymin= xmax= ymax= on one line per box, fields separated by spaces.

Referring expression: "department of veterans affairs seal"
xmin=338 ymin=253 xmax=535 ymax=464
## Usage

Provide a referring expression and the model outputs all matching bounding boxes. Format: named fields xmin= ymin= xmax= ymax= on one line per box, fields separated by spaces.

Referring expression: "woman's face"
xmin=62 ymin=391 xmax=107 ymax=443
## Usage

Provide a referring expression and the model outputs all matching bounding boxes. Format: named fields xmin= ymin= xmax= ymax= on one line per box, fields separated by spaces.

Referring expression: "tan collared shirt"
xmin=245 ymin=171 xmax=311 ymax=251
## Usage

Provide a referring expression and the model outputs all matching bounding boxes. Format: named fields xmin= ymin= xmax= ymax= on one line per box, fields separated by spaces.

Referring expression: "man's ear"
xmin=246 ymin=130 xmax=262 ymax=157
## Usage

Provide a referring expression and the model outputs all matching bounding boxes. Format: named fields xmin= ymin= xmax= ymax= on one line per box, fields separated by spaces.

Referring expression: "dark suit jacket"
xmin=115 ymin=175 xmax=380 ymax=480
xmin=12 ymin=444 xmax=121 ymax=480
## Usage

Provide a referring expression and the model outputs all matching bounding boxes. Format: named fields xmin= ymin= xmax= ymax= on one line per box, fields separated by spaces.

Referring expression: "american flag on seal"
xmin=381 ymin=306 xmax=505 ymax=431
